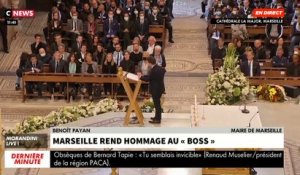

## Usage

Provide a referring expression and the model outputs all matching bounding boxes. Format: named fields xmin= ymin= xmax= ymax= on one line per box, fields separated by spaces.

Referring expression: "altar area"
xmin=4 ymin=108 xmax=285 ymax=175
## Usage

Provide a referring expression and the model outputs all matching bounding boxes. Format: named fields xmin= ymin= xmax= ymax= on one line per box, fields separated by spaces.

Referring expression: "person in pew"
xmin=113 ymin=43 xmax=124 ymax=67
xmin=58 ymin=44 xmax=70 ymax=62
xmin=130 ymin=43 xmax=143 ymax=66
xmin=115 ymin=7 xmax=124 ymax=24
xmin=80 ymin=3 xmax=92 ymax=22
xmin=265 ymin=24 xmax=283 ymax=53
xmin=287 ymin=54 xmax=300 ymax=76
xmin=48 ymin=51 xmax=68 ymax=95
xmin=149 ymin=5 xmax=163 ymax=25
xmin=102 ymin=53 xmax=117 ymax=95
xmin=289 ymin=17 xmax=300 ymax=56
xmin=137 ymin=52 xmax=151 ymax=95
xmin=135 ymin=11 xmax=150 ymax=49
xmin=15 ymin=52 xmax=31 ymax=90
xmin=253 ymin=39 xmax=266 ymax=60
xmin=240 ymin=50 xmax=261 ymax=77
xmin=139 ymin=56 xmax=166 ymax=124
xmin=95 ymin=3 xmax=107 ymax=23
xmin=211 ymin=38 xmax=226 ymax=66
xmin=66 ymin=5 xmax=78 ymax=21
xmin=241 ymin=0 xmax=253 ymax=18
xmin=47 ymin=11 xmax=63 ymax=37
xmin=166 ymin=0 xmax=174 ymax=19
xmin=76 ymin=44 xmax=89 ymax=64
xmin=120 ymin=12 xmax=135 ymax=50
xmin=120 ymin=51 xmax=135 ymax=73
xmin=38 ymin=48 xmax=52 ymax=64
xmin=103 ymin=10 xmax=120 ymax=45
xmin=50 ymin=33 xmax=63 ymax=54
xmin=235 ymin=38 xmax=246 ymax=61
xmin=276 ymin=38 xmax=289 ymax=58
xmin=145 ymin=36 xmax=157 ymax=55
xmin=71 ymin=35 xmax=84 ymax=53
xmin=30 ymin=34 xmax=47 ymax=55
xmin=68 ymin=53 xmax=81 ymax=99
xmin=90 ymin=0 xmax=99 ymax=18
xmin=159 ymin=0 xmax=174 ymax=43
xmin=47 ymin=6 xmax=61 ymax=23
xmin=90 ymin=35 xmax=100 ymax=53
xmin=25 ymin=54 xmax=44 ymax=96
xmin=272 ymin=47 xmax=289 ymax=67
xmin=153 ymin=45 xmax=166 ymax=68
xmin=144 ymin=1 xmax=152 ymax=19
xmin=81 ymin=53 xmax=99 ymax=101
xmin=93 ymin=44 xmax=107 ymax=67
xmin=83 ymin=14 xmax=98 ymax=44
xmin=107 ymin=36 xmax=120 ymax=53
xmin=66 ymin=12 xmax=83 ymax=42
xmin=127 ymin=37 xmax=144 ymax=53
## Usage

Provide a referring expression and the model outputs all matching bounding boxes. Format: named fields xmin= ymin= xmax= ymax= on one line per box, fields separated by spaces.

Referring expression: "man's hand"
xmin=137 ymin=72 xmax=142 ymax=79
xmin=34 ymin=68 xmax=41 ymax=73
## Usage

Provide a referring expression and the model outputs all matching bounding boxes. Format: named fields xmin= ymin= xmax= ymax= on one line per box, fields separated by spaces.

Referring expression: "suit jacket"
xmin=153 ymin=54 xmax=166 ymax=68
xmin=120 ymin=20 xmax=134 ymax=37
xmin=141 ymin=65 xmax=166 ymax=96
xmin=25 ymin=61 xmax=43 ymax=73
xmin=81 ymin=61 xmax=99 ymax=73
xmin=49 ymin=59 xmax=68 ymax=73
xmin=66 ymin=19 xmax=83 ymax=33
xmin=135 ymin=19 xmax=149 ymax=37
xmin=30 ymin=42 xmax=47 ymax=55
xmin=103 ymin=18 xmax=119 ymax=36
xmin=120 ymin=60 xmax=135 ymax=73
xmin=71 ymin=42 xmax=83 ymax=53
xmin=75 ymin=52 xmax=88 ymax=64
xmin=240 ymin=61 xmax=261 ymax=77
xmin=38 ymin=54 xmax=52 ymax=64
xmin=149 ymin=14 xmax=163 ymax=25
xmin=253 ymin=47 xmax=266 ymax=60
xmin=102 ymin=62 xmax=117 ymax=74
xmin=113 ymin=51 xmax=124 ymax=66
xmin=83 ymin=21 xmax=99 ymax=35
xmin=272 ymin=56 xmax=289 ymax=67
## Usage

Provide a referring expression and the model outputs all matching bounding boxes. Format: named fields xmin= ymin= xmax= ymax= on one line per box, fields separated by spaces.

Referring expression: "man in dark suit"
xmin=159 ymin=0 xmax=174 ymax=43
xmin=253 ymin=39 xmax=266 ymax=60
xmin=25 ymin=54 xmax=43 ymax=96
xmin=71 ymin=35 xmax=84 ymax=53
xmin=103 ymin=10 xmax=120 ymax=45
xmin=135 ymin=11 xmax=149 ymax=48
xmin=240 ymin=51 xmax=261 ymax=77
xmin=0 ymin=2 xmax=8 ymax=53
xmin=48 ymin=51 xmax=68 ymax=94
xmin=149 ymin=6 xmax=163 ymax=25
xmin=30 ymin=34 xmax=47 ymax=54
xmin=66 ymin=12 xmax=83 ymax=41
xmin=139 ymin=56 xmax=166 ymax=124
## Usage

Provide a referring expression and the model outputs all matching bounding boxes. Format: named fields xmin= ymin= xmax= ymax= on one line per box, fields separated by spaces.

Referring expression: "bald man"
xmin=253 ymin=39 xmax=266 ymax=60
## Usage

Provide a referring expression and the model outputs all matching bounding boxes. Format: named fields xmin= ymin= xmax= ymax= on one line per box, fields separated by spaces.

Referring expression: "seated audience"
xmin=90 ymin=35 xmax=100 ymax=53
xmin=127 ymin=37 xmax=143 ymax=53
xmin=153 ymin=45 xmax=166 ymax=68
xmin=145 ymin=36 xmax=157 ymax=55
xmin=120 ymin=51 xmax=135 ymax=73
xmin=240 ymin=50 xmax=261 ymax=77
xmin=120 ymin=12 xmax=134 ymax=50
xmin=130 ymin=43 xmax=143 ymax=65
xmin=25 ymin=54 xmax=43 ymax=96
xmin=66 ymin=12 xmax=83 ymax=41
xmin=15 ymin=52 xmax=31 ymax=90
xmin=50 ymin=34 xmax=63 ymax=54
xmin=103 ymin=10 xmax=119 ymax=45
xmin=71 ymin=35 xmax=84 ymax=53
xmin=135 ymin=11 xmax=150 ymax=48
xmin=253 ymin=39 xmax=266 ymax=60
xmin=113 ymin=43 xmax=124 ymax=67
xmin=287 ymin=54 xmax=300 ymax=76
xmin=211 ymin=38 xmax=226 ymax=60
xmin=81 ymin=53 xmax=99 ymax=100
xmin=102 ymin=53 xmax=117 ymax=95
xmin=83 ymin=14 xmax=98 ymax=42
xmin=58 ymin=44 xmax=70 ymax=61
xmin=30 ymin=34 xmax=47 ymax=55
xmin=76 ymin=44 xmax=89 ymax=63
xmin=38 ymin=48 xmax=52 ymax=64
xmin=93 ymin=44 xmax=107 ymax=66
xmin=272 ymin=47 xmax=289 ymax=67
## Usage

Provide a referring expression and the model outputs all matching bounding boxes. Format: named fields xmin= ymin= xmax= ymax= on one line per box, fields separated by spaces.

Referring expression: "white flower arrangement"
xmin=3 ymin=98 xmax=121 ymax=135
xmin=206 ymin=43 xmax=254 ymax=105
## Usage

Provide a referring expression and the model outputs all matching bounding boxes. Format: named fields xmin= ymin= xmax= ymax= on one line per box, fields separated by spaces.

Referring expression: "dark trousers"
xmin=165 ymin=22 xmax=173 ymax=41
xmin=0 ymin=24 xmax=8 ymax=52
xmin=104 ymin=83 xmax=113 ymax=95
xmin=201 ymin=1 xmax=207 ymax=13
xmin=26 ymin=82 xmax=42 ymax=95
xmin=167 ymin=0 xmax=174 ymax=17
xmin=152 ymin=93 xmax=163 ymax=120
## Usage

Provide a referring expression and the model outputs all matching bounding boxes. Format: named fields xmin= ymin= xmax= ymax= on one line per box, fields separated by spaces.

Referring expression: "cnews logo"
xmin=5 ymin=10 xmax=35 ymax=18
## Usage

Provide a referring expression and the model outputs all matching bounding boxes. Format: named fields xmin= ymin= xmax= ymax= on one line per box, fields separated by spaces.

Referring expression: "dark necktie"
xmin=117 ymin=52 xmax=120 ymax=66
xmin=75 ymin=21 xmax=77 ymax=31
xmin=248 ymin=62 xmax=251 ymax=76
xmin=109 ymin=20 xmax=112 ymax=33
xmin=140 ymin=22 xmax=144 ymax=34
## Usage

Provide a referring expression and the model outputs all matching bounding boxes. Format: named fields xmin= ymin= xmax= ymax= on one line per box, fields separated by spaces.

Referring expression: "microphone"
xmin=248 ymin=111 xmax=259 ymax=127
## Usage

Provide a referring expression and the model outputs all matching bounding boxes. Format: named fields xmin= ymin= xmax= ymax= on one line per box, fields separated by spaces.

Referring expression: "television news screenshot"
xmin=0 ymin=0 xmax=299 ymax=174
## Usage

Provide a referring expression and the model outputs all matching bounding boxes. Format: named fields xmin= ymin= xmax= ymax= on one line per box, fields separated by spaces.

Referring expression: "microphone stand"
xmin=241 ymin=96 xmax=250 ymax=114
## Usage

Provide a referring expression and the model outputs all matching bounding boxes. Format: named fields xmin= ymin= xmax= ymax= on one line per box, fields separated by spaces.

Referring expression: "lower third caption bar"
xmin=50 ymin=151 xmax=283 ymax=168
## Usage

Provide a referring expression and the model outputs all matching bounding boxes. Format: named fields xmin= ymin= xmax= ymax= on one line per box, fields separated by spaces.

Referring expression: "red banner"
xmin=252 ymin=8 xmax=285 ymax=18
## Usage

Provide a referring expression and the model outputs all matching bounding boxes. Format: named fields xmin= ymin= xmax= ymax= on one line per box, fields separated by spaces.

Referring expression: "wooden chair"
xmin=42 ymin=64 xmax=50 ymax=73
xmin=260 ymin=68 xmax=286 ymax=77
xmin=258 ymin=59 xmax=272 ymax=68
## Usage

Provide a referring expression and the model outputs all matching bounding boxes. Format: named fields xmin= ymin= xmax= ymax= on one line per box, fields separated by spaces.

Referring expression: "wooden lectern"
xmin=117 ymin=67 xmax=144 ymax=126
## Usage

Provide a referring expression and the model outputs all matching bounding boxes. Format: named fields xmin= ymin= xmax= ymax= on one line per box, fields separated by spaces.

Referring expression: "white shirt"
xmin=248 ymin=61 xmax=253 ymax=77
xmin=113 ymin=51 xmax=123 ymax=66
xmin=147 ymin=44 xmax=155 ymax=55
